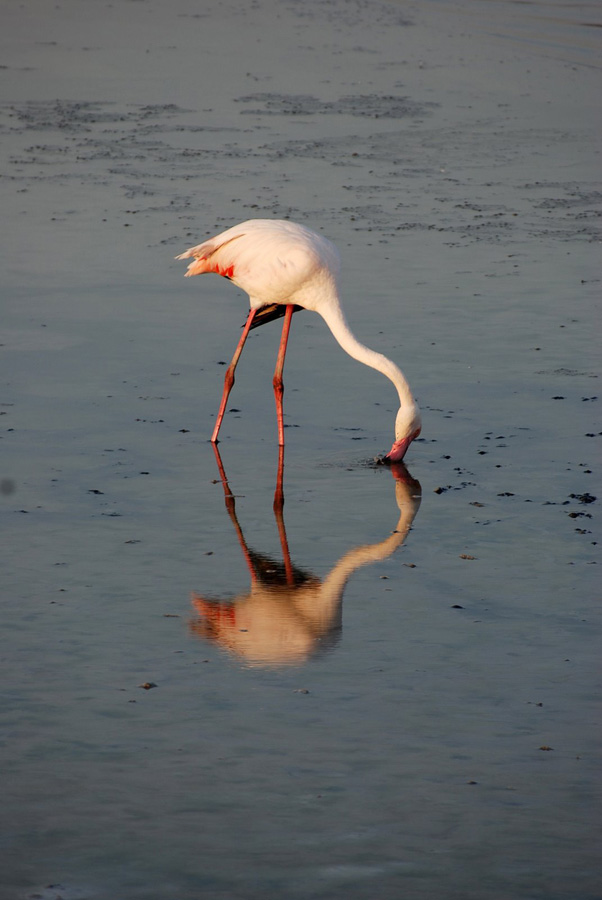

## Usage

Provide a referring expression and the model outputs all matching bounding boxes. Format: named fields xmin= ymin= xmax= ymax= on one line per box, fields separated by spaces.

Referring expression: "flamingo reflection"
xmin=190 ymin=447 xmax=421 ymax=666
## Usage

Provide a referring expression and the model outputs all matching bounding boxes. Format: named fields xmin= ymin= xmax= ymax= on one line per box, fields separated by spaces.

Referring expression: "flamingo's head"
xmin=384 ymin=405 xmax=421 ymax=463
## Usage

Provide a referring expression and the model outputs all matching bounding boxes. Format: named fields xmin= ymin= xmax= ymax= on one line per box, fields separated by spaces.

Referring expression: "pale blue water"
xmin=1 ymin=1 xmax=600 ymax=898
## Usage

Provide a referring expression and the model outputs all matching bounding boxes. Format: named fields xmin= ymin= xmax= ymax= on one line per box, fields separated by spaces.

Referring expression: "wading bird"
xmin=176 ymin=219 xmax=421 ymax=461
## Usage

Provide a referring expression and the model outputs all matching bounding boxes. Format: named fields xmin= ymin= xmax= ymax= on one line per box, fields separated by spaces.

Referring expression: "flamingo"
xmin=175 ymin=219 xmax=421 ymax=462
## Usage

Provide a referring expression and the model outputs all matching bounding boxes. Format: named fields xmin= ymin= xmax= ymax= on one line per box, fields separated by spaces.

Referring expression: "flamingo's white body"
xmin=176 ymin=219 xmax=421 ymax=462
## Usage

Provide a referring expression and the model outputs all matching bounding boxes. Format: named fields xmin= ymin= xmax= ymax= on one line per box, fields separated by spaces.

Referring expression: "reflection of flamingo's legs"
xmin=211 ymin=308 xmax=258 ymax=444
xmin=212 ymin=442 xmax=235 ymax=515
xmin=273 ymin=444 xmax=285 ymax=513
xmin=211 ymin=443 xmax=258 ymax=584
xmin=272 ymin=445 xmax=294 ymax=585
xmin=273 ymin=305 xmax=295 ymax=447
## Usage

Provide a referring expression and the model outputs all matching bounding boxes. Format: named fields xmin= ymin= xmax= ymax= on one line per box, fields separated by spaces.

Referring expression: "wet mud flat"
xmin=1 ymin=0 xmax=601 ymax=898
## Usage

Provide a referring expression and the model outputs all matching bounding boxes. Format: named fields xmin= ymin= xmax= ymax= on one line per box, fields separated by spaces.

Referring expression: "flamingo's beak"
xmin=383 ymin=429 xmax=420 ymax=464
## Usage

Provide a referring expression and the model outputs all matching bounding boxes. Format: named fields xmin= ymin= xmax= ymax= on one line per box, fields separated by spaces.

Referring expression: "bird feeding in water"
xmin=176 ymin=219 xmax=421 ymax=462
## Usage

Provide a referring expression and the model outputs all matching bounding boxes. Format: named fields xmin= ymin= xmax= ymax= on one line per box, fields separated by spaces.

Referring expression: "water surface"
xmin=1 ymin=1 xmax=600 ymax=898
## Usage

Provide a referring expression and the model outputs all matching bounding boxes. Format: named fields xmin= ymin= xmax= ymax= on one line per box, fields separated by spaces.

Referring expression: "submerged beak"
xmin=383 ymin=429 xmax=421 ymax=464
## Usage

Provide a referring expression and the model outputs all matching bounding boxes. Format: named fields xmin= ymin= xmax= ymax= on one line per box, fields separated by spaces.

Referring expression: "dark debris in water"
xmin=373 ymin=455 xmax=392 ymax=467
xmin=434 ymin=482 xmax=476 ymax=494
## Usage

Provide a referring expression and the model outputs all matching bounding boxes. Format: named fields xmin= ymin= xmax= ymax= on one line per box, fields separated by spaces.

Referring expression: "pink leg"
xmin=211 ymin=308 xmax=257 ymax=443
xmin=273 ymin=305 xmax=294 ymax=447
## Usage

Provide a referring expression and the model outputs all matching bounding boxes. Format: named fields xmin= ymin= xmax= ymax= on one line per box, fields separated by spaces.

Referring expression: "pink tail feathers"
xmin=174 ymin=251 xmax=210 ymax=276
xmin=175 ymin=248 xmax=235 ymax=279
xmin=182 ymin=257 xmax=212 ymax=277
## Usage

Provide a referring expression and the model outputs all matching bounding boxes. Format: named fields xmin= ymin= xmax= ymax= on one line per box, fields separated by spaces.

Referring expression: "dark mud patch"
xmin=1 ymin=99 xmax=245 ymax=226
xmin=3 ymin=96 xmax=600 ymax=246
xmin=280 ymin=0 xmax=414 ymax=28
xmin=258 ymin=125 xmax=602 ymax=244
xmin=2 ymin=99 xmax=188 ymax=131
xmin=237 ymin=93 xmax=437 ymax=119
xmin=536 ymin=367 xmax=598 ymax=378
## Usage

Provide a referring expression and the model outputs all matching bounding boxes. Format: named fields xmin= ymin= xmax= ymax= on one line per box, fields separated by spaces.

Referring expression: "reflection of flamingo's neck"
xmin=320 ymin=474 xmax=421 ymax=601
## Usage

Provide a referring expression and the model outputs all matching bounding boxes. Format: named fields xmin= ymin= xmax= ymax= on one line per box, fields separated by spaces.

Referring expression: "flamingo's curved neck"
xmin=317 ymin=296 xmax=415 ymax=411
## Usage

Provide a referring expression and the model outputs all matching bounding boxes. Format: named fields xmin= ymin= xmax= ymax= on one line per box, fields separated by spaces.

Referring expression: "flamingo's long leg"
xmin=273 ymin=304 xmax=294 ymax=447
xmin=211 ymin=308 xmax=258 ymax=444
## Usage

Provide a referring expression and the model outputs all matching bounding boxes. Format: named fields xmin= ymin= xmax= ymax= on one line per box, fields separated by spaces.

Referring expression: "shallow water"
xmin=1 ymin=0 xmax=600 ymax=898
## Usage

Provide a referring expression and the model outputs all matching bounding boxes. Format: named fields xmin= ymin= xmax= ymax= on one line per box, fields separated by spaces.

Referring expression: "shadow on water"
xmin=189 ymin=445 xmax=422 ymax=667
